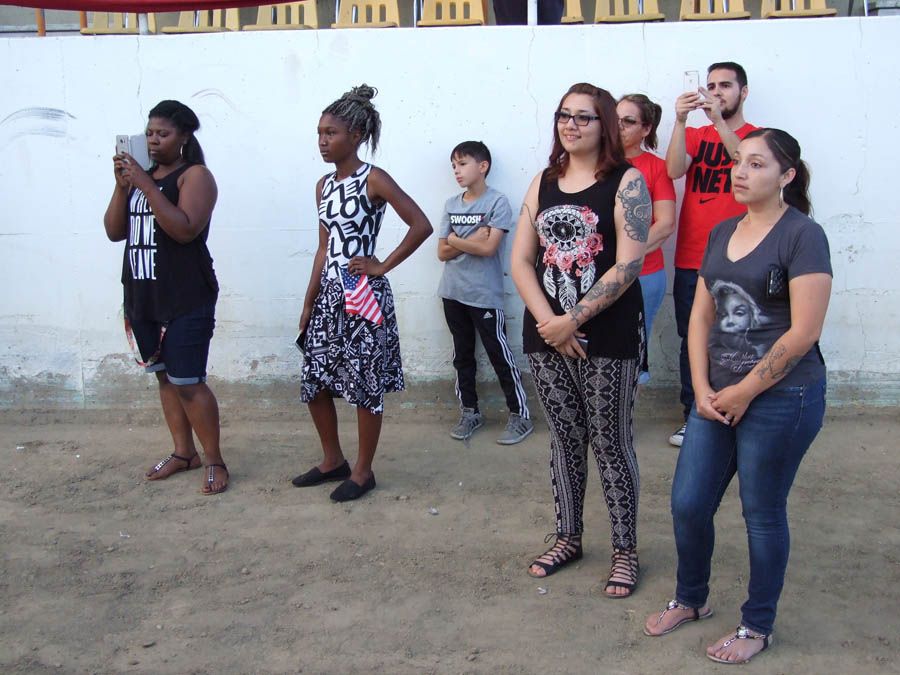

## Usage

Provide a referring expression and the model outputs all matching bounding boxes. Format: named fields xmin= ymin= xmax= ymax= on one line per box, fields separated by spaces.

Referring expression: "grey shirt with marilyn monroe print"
xmin=699 ymin=206 xmax=832 ymax=392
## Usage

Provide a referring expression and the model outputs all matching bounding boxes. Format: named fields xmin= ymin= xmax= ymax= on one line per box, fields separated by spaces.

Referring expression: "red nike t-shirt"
xmin=674 ymin=123 xmax=758 ymax=270
xmin=630 ymin=151 xmax=676 ymax=276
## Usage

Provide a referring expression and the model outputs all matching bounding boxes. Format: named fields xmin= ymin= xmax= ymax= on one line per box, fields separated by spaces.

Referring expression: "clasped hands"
xmin=696 ymin=383 xmax=754 ymax=427
xmin=536 ymin=314 xmax=587 ymax=359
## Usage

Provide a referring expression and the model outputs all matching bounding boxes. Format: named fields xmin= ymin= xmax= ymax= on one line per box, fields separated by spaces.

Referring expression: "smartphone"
xmin=684 ymin=70 xmax=700 ymax=93
xmin=115 ymin=133 xmax=151 ymax=170
xmin=294 ymin=330 xmax=307 ymax=354
xmin=575 ymin=336 xmax=589 ymax=351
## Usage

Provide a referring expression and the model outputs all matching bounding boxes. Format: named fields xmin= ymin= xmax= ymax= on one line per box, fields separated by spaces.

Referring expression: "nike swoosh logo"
xmin=699 ymin=197 xmax=716 ymax=204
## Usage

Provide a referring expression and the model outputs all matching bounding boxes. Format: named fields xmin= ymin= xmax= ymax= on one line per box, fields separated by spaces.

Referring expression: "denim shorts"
xmin=129 ymin=302 xmax=216 ymax=385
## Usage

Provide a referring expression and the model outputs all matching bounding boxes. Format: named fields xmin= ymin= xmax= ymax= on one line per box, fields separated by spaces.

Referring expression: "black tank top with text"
xmin=121 ymin=163 xmax=218 ymax=322
xmin=522 ymin=164 xmax=644 ymax=359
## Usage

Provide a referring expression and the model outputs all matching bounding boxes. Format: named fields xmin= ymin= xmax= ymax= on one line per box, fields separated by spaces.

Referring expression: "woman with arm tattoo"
xmin=643 ymin=129 xmax=832 ymax=666
xmin=510 ymin=83 xmax=650 ymax=598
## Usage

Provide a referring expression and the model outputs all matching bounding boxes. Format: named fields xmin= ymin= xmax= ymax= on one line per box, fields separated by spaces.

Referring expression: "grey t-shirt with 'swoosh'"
xmin=437 ymin=187 xmax=513 ymax=310
xmin=699 ymin=206 xmax=832 ymax=391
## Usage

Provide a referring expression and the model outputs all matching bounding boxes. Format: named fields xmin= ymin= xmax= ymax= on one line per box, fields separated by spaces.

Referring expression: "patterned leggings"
xmin=528 ymin=351 xmax=640 ymax=550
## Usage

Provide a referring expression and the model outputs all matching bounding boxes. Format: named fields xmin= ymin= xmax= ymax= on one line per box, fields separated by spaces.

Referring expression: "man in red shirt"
xmin=665 ymin=62 xmax=758 ymax=446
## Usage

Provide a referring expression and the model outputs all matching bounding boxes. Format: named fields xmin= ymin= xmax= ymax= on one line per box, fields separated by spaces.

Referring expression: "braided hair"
xmin=322 ymin=84 xmax=381 ymax=154
xmin=148 ymin=100 xmax=204 ymax=165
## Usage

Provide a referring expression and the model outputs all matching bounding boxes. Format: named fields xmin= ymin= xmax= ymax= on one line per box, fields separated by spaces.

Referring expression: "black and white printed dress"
xmin=300 ymin=163 xmax=404 ymax=414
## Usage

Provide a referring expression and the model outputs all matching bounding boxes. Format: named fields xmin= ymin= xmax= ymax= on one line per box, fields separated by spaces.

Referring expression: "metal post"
xmin=527 ymin=0 xmax=537 ymax=24
xmin=35 ymin=8 xmax=46 ymax=35
xmin=138 ymin=13 xmax=151 ymax=34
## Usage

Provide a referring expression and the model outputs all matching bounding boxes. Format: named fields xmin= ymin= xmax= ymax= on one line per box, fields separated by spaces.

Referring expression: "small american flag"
xmin=340 ymin=267 xmax=383 ymax=325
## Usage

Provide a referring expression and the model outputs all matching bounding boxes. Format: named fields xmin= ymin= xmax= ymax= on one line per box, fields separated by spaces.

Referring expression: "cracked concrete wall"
xmin=1 ymin=17 xmax=898 ymax=407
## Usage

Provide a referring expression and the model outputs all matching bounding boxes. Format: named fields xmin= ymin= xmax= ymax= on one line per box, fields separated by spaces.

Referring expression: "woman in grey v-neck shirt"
xmin=644 ymin=129 xmax=832 ymax=666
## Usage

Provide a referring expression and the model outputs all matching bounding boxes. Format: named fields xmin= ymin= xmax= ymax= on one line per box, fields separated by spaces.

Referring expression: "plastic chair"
xmin=332 ymin=1 xmax=400 ymax=28
xmin=595 ymin=0 xmax=665 ymax=22
xmin=680 ymin=0 xmax=750 ymax=19
xmin=80 ymin=12 xmax=156 ymax=34
xmin=562 ymin=0 xmax=586 ymax=22
xmin=244 ymin=2 xmax=318 ymax=30
xmin=418 ymin=0 xmax=485 ymax=25
xmin=761 ymin=0 xmax=836 ymax=17
xmin=161 ymin=9 xmax=240 ymax=33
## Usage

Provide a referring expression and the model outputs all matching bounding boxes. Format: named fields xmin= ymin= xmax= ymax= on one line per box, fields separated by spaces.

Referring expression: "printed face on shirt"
xmin=451 ymin=153 xmax=487 ymax=190
xmin=706 ymin=68 xmax=747 ymax=121
xmin=718 ymin=293 xmax=753 ymax=333
xmin=318 ymin=113 xmax=360 ymax=165
xmin=557 ymin=93 xmax=602 ymax=156
xmin=732 ymin=136 xmax=795 ymax=207
xmin=146 ymin=117 xmax=188 ymax=166
xmin=616 ymin=100 xmax=650 ymax=154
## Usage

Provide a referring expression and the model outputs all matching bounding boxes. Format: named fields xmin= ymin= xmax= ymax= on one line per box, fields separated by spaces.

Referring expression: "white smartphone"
xmin=115 ymin=133 xmax=151 ymax=170
xmin=684 ymin=70 xmax=700 ymax=93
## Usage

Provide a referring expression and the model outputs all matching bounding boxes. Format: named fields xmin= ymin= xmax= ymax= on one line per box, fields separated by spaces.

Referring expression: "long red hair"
xmin=545 ymin=83 xmax=625 ymax=183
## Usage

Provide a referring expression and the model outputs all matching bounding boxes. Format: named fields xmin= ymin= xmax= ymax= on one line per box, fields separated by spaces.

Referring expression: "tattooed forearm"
xmin=567 ymin=257 xmax=644 ymax=324
xmin=755 ymin=343 xmax=802 ymax=382
xmin=520 ymin=202 xmax=535 ymax=227
xmin=617 ymin=176 xmax=652 ymax=242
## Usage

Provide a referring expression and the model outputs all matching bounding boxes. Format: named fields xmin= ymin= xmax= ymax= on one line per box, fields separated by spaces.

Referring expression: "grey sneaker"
xmin=496 ymin=413 xmax=534 ymax=445
xmin=669 ymin=422 xmax=687 ymax=447
xmin=450 ymin=407 xmax=484 ymax=440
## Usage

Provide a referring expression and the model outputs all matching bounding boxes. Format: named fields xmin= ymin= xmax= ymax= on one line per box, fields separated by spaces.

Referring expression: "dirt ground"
xmin=1 ymin=389 xmax=898 ymax=675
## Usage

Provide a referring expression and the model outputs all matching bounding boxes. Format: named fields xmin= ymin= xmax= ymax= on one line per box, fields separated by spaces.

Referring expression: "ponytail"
xmin=618 ymin=93 xmax=663 ymax=151
xmin=745 ymin=128 xmax=811 ymax=215
xmin=147 ymin=99 xmax=205 ymax=166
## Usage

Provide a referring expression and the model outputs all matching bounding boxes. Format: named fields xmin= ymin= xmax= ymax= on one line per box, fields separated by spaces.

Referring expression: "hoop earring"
xmin=779 ymin=186 xmax=784 ymax=208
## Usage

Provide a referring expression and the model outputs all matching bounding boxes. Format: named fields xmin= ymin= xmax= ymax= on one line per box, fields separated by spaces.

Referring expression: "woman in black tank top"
xmin=510 ymin=83 xmax=651 ymax=597
xmin=103 ymin=100 xmax=228 ymax=495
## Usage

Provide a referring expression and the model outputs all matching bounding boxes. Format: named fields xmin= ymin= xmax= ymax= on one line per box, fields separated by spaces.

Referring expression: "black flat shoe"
xmin=291 ymin=461 xmax=351 ymax=487
xmin=329 ymin=474 xmax=376 ymax=502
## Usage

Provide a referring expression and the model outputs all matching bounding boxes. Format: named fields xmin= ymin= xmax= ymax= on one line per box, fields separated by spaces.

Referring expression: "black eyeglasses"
xmin=555 ymin=111 xmax=601 ymax=127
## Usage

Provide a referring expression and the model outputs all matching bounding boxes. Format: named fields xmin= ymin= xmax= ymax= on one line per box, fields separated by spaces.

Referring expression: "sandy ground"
xmin=1 ymin=389 xmax=898 ymax=675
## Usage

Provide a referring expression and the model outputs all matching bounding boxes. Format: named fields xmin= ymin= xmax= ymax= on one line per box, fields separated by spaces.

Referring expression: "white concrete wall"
xmin=1 ymin=17 xmax=898 ymax=406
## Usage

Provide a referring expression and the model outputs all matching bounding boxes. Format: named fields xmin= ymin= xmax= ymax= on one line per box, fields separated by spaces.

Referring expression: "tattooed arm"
xmin=710 ymin=272 xmax=832 ymax=425
xmin=537 ymin=169 xmax=650 ymax=352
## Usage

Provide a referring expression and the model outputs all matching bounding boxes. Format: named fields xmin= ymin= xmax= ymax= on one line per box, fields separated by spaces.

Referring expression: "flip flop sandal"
xmin=644 ymin=600 xmax=714 ymax=636
xmin=146 ymin=453 xmax=200 ymax=479
xmin=706 ymin=626 xmax=772 ymax=665
xmin=202 ymin=463 xmax=229 ymax=495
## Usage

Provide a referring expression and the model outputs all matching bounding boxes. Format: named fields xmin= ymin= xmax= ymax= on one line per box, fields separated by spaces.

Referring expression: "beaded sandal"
xmin=202 ymin=463 xmax=229 ymax=495
xmin=527 ymin=533 xmax=583 ymax=578
xmin=603 ymin=548 xmax=639 ymax=598
xmin=707 ymin=625 xmax=772 ymax=665
xmin=644 ymin=599 xmax=714 ymax=636
xmin=146 ymin=453 xmax=201 ymax=479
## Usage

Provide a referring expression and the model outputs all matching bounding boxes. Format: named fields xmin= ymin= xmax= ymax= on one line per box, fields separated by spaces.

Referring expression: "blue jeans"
xmin=638 ymin=269 xmax=667 ymax=384
xmin=670 ymin=378 xmax=826 ymax=635
xmin=673 ymin=268 xmax=698 ymax=418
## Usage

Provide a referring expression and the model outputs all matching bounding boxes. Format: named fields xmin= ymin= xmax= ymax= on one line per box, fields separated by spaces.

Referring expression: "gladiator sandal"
xmin=527 ymin=533 xmax=583 ymax=578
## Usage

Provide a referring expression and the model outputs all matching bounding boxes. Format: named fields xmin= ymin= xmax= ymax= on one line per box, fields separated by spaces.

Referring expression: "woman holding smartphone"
xmin=510 ymin=83 xmax=650 ymax=597
xmin=643 ymin=129 xmax=832 ymax=665
xmin=291 ymin=84 xmax=432 ymax=502
xmin=103 ymin=100 xmax=227 ymax=495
